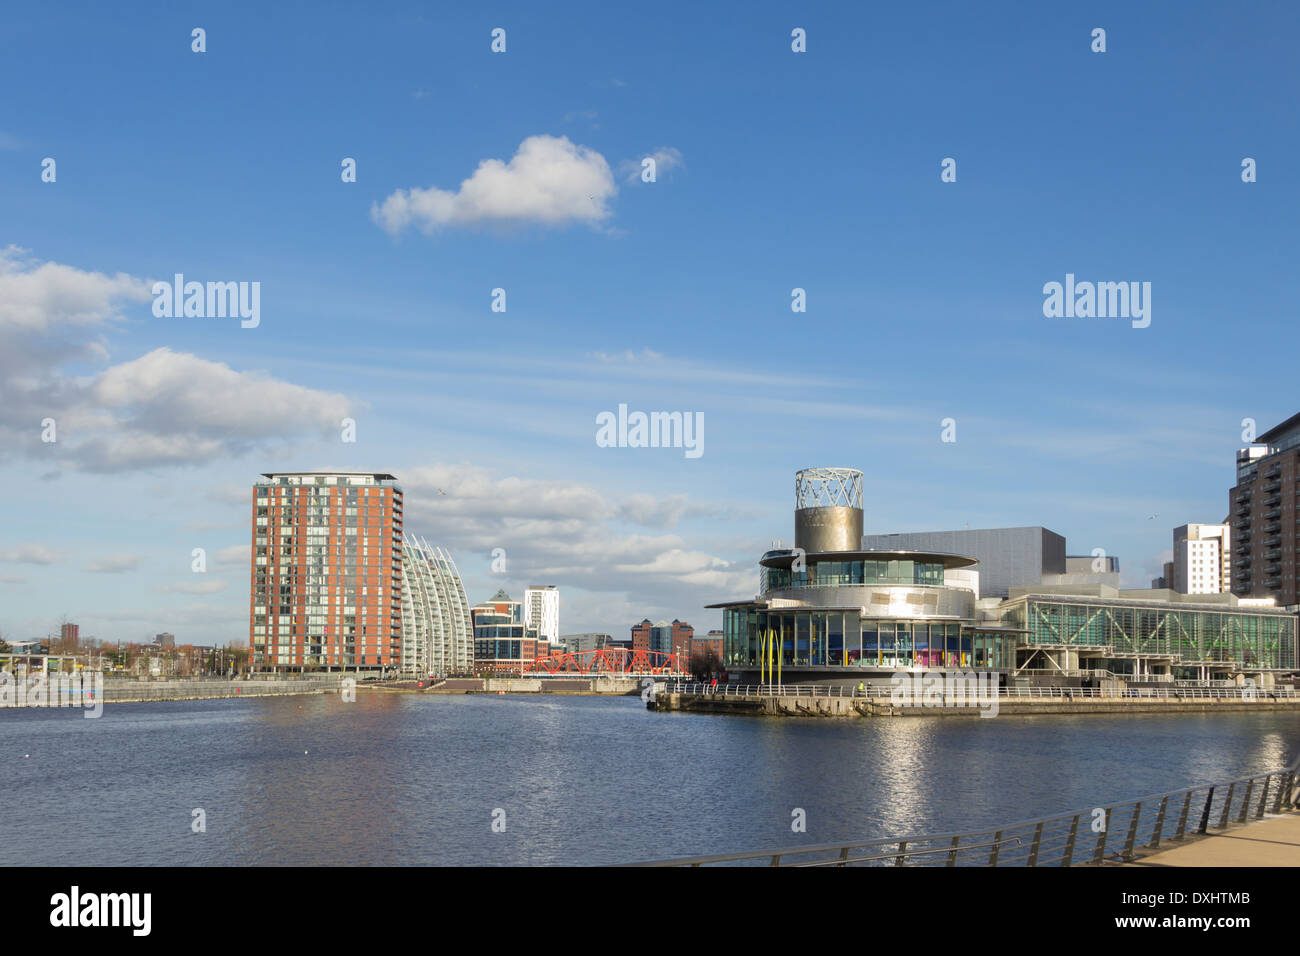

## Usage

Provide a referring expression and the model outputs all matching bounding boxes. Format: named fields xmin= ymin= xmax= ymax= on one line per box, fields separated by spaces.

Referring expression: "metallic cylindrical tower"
xmin=793 ymin=467 xmax=863 ymax=553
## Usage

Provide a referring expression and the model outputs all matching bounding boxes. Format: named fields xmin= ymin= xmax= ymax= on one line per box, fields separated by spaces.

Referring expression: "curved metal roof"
xmin=758 ymin=548 xmax=977 ymax=570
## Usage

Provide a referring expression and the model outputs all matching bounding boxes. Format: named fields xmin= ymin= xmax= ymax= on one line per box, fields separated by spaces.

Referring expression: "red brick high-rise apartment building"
xmin=250 ymin=472 xmax=403 ymax=672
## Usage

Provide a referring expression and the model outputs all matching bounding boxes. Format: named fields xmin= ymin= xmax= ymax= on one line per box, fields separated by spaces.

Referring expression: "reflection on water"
xmin=1 ymin=694 xmax=1296 ymax=865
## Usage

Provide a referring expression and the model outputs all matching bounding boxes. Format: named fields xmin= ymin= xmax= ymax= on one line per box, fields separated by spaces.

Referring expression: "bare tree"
xmin=689 ymin=648 xmax=722 ymax=681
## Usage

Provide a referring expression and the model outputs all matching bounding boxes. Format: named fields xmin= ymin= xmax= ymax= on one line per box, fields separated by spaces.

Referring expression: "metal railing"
xmin=1015 ymin=667 xmax=1124 ymax=680
xmin=632 ymin=754 xmax=1300 ymax=867
xmin=664 ymin=681 xmax=1298 ymax=701
xmin=666 ymin=682 xmax=863 ymax=699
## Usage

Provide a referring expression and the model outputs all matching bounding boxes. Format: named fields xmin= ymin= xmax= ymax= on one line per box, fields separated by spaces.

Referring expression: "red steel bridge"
xmin=522 ymin=647 xmax=688 ymax=677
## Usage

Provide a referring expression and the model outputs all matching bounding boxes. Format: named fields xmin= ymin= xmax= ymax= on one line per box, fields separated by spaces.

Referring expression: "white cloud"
xmin=0 ymin=246 xmax=148 ymax=386
xmin=74 ymin=347 xmax=353 ymax=471
xmin=84 ymin=553 xmax=142 ymax=574
xmin=617 ymin=493 xmax=688 ymax=529
xmin=0 ymin=543 xmax=60 ymax=565
xmin=0 ymin=249 xmax=357 ymax=473
xmin=400 ymin=464 xmax=756 ymax=611
xmin=371 ymin=135 xmax=617 ymax=234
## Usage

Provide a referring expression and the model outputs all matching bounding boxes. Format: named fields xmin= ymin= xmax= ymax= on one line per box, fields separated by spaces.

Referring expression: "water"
xmin=2 ymin=694 xmax=1297 ymax=865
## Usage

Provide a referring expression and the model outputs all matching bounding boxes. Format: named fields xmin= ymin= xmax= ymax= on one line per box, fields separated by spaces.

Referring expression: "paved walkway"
xmin=1126 ymin=813 xmax=1300 ymax=866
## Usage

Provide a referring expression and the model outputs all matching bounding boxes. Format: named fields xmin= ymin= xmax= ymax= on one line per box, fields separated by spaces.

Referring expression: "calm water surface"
xmin=2 ymin=694 xmax=1297 ymax=865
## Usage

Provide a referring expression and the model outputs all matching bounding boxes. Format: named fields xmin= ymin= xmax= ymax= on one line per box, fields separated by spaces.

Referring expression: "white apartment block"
xmin=523 ymin=586 xmax=560 ymax=645
xmin=1173 ymin=523 xmax=1231 ymax=595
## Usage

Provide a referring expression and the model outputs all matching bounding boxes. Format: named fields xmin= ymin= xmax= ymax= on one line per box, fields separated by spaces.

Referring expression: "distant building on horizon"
xmin=472 ymin=590 xmax=549 ymax=672
xmin=523 ymin=586 xmax=560 ymax=646
xmin=690 ymin=630 xmax=723 ymax=663
xmin=60 ymin=622 xmax=79 ymax=648
xmin=669 ymin=620 xmax=694 ymax=663
xmin=1172 ymin=523 xmax=1231 ymax=595
xmin=154 ymin=632 xmax=175 ymax=649
xmin=561 ymin=632 xmax=614 ymax=654
xmin=630 ymin=618 xmax=692 ymax=658
xmin=630 ymin=618 xmax=651 ymax=653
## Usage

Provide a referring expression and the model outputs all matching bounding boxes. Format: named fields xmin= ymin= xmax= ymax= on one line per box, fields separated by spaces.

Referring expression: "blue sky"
xmin=1 ymin=0 xmax=1297 ymax=646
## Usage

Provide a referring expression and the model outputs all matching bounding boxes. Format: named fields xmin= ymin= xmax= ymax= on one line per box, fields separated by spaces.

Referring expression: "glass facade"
xmin=1003 ymin=597 xmax=1297 ymax=670
xmin=474 ymin=638 xmax=525 ymax=659
xmin=761 ymin=558 xmax=945 ymax=593
xmin=722 ymin=607 xmax=1015 ymax=670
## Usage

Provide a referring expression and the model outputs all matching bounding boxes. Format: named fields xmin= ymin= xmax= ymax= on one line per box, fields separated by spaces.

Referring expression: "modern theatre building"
xmin=715 ymin=467 xmax=1297 ymax=687
xmin=713 ymin=468 xmax=1020 ymax=681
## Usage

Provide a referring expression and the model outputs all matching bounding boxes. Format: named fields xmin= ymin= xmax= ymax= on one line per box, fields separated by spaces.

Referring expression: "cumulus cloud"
xmin=371 ymin=135 xmax=617 ymax=234
xmin=399 ymin=464 xmax=757 ymax=612
xmin=84 ymin=553 xmax=143 ymax=574
xmin=0 ymin=249 xmax=356 ymax=473
xmin=74 ymin=348 xmax=353 ymax=471
xmin=617 ymin=493 xmax=689 ymax=529
xmin=0 ymin=245 xmax=149 ymax=378
xmin=611 ymin=550 xmax=745 ymax=590
xmin=0 ymin=543 xmax=60 ymax=565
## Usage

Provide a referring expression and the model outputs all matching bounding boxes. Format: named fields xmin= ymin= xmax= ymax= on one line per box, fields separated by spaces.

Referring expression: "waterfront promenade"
xmin=4 ymin=674 xmax=646 ymax=705
xmin=98 ymin=676 xmax=346 ymax=702
xmin=1125 ymin=813 xmax=1300 ymax=866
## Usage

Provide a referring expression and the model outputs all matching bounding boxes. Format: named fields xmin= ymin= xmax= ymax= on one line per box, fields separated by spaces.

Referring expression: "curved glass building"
xmin=400 ymin=535 xmax=473 ymax=677
xmin=714 ymin=467 xmax=1020 ymax=681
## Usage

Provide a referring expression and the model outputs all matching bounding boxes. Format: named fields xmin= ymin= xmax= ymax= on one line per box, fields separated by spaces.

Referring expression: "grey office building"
xmin=863 ymin=527 xmax=1066 ymax=598
xmin=561 ymin=632 xmax=614 ymax=654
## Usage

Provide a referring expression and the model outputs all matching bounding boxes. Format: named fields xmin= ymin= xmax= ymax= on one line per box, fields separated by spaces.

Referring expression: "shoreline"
xmin=0 ymin=675 xmax=649 ymax=707
xmin=650 ymin=690 xmax=1300 ymax=718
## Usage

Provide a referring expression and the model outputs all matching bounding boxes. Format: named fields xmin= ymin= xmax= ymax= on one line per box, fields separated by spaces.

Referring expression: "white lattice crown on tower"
xmin=794 ymin=467 xmax=863 ymax=510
